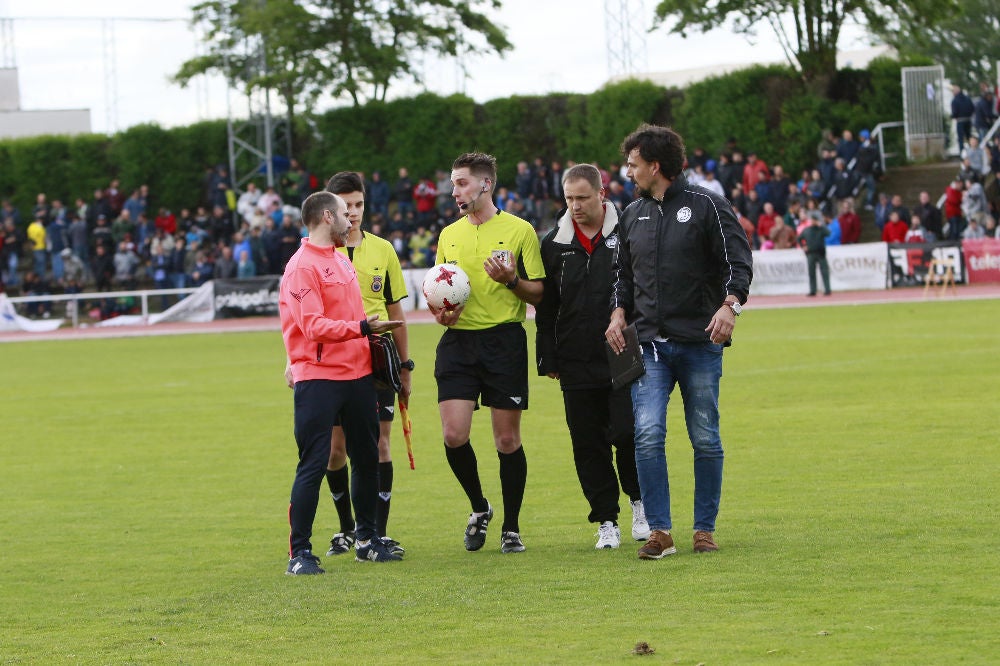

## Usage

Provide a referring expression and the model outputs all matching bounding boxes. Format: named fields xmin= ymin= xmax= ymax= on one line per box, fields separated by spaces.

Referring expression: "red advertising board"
xmin=962 ymin=238 xmax=1000 ymax=283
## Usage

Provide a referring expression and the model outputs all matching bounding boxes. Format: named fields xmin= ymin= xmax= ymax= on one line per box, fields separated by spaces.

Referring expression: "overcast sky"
xmin=2 ymin=0 xmax=870 ymax=134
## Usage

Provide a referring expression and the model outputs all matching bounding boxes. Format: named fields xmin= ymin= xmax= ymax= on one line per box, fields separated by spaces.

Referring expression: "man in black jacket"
xmin=536 ymin=164 xmax=649 ymax=550
xmin=606 ymin=124 xmax=753 ymax=560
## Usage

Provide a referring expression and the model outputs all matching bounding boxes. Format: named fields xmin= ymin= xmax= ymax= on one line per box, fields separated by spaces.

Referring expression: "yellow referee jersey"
xmin=337 ymin=231 xmax=407 ymax=320
xmin=435 ymin=210 xmax=544 ymax=331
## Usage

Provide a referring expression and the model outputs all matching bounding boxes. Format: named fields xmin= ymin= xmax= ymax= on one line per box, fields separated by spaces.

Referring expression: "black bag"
xmin=605 ymin=323 xmax=645 ymax=390
xmin=369 ymin=333 xmax=402 ymax=393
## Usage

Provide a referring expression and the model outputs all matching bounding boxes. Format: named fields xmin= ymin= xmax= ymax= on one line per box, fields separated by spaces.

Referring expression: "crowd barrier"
xmin=3 ymin=239 xmax=999 ymax=333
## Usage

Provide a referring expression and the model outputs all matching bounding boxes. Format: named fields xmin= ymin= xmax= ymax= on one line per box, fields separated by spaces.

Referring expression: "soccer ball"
xmin=422 ymin=263 xmax=471 ymax=310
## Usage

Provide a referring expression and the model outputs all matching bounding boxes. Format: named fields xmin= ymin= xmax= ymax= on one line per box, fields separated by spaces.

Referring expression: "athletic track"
xmin=2 ymin=283 xmax=997 ymax=344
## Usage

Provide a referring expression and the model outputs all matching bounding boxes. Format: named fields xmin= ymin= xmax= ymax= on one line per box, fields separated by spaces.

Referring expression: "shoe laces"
xmin=597 ymin=522 xmax=616 ymax=538
xmin=646 ymin=532 xmax=667 ymax=549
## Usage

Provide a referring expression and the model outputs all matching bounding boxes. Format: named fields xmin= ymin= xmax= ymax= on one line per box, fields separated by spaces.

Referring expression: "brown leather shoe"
xmin=693 ymin=530 xmax=718 ymax=552
xmin=637 ymin=530 xmax=677 ymax=559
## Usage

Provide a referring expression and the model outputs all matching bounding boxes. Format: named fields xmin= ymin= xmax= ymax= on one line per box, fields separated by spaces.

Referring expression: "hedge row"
xmin=0 ymin=56 xmax=927 ymax=217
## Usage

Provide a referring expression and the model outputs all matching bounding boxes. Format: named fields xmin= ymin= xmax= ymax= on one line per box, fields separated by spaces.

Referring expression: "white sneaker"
xmin=631 ymin=500 xmax=651 ymax=541
xmin=595 ymin=521 xmax=621 ymax=549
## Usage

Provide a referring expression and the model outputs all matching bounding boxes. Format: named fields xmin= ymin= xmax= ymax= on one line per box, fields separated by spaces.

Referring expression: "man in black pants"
xmin=280 ymin=191 xmax=402 ymax=574
xmin=536 ymin=164 xmax=650 ymax=549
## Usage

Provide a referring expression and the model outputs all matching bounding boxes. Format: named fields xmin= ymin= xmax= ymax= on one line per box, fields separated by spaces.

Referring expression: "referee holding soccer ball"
xmin=431 ymin=152 xmax=545 ymax=554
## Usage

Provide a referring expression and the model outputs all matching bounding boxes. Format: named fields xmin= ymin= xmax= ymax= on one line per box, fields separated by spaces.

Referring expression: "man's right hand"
xmin=428 ymin=303 xmax=464 ymax=327
xmin=605 ymin=307 xmax=627 ymax=355
xmin=367 ymin=314 xmax=403 ymax=335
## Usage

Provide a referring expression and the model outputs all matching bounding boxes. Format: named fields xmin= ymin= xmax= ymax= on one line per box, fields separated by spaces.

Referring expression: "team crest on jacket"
xmin=605 ymin=236 xmax=618 ymax=248
xmin=677 ymin=207 xmax=693 ymax=223
xmin=371 ymin=275 xmax=384 ymax=293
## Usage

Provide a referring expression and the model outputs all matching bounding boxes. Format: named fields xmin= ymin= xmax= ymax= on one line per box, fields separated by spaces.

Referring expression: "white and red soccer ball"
xmin=422 ymin=263 xmax=471 ymax=310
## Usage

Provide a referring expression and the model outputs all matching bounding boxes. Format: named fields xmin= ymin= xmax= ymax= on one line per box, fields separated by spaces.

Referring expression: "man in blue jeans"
xmin=606 ymin=124 xmax=753 ymax=559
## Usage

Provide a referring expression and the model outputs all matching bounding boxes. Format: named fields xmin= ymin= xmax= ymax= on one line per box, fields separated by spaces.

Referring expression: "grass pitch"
xmin=1 ymin=299 xmax=997 ymax=664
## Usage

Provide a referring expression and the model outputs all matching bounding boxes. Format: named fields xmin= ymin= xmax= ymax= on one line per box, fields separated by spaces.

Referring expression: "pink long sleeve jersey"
xmin=279 ymin=237 xmax=372 ymax=383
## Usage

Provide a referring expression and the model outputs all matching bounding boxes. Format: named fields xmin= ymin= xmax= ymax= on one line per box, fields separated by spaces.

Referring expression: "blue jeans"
xmin=631 ymin=339 xmax=725 ymax=533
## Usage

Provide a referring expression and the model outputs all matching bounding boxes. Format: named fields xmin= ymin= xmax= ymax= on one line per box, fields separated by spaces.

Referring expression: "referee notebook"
xmin=606 ymin=323 xmax=645 ymax=389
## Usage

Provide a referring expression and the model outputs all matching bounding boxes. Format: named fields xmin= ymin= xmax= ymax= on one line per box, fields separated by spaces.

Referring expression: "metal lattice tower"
xmin=4 ymin=16 xmax=190 ymax=134
xmin=604 ymin=0 xmax=648 ymax=79
xmin=1 ymin=19 xmax=16 ymax=68
xmin=102 ymin=19 xmax=118 ymax=133
xmin=225 ymin=33 xmax=291 ymax=191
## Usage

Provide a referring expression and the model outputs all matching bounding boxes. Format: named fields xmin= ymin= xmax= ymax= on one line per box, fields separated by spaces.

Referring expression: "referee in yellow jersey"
xmin=431 ymin=152 xmax=545 ymax=554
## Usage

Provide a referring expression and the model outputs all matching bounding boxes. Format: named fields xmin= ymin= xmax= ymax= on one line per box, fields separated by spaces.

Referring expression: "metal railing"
xmin=6 ymin=287 xmax=197 ymax=328
xmin=871 ymin=121 xmax=905 ymax=175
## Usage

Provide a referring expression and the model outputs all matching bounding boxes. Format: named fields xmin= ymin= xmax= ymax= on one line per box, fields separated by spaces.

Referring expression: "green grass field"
xmin=2 ymin=300 xmax=998 ymax=664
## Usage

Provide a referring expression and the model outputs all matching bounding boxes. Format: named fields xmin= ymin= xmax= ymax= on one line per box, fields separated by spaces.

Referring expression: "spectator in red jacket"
xmin=755 ymin=202 xmax=779 ymax=241
xmin=742 ymin=152 xmax=770 ymax=196
xmin=943 ymin=178 xmax=965 ymax=240
xmin=838 ymin=199 xmax=861 ymax=244
xmin=155 ymin=208 xmax=177 ymax=235
xmin=413 ymin=176 xmax=438 ymax=227
xmin=882 ymin=211 xmax=909 ymax=243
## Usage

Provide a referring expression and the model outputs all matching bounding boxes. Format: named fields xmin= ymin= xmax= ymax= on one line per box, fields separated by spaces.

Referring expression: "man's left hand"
xmin=705 ymin=306 xmax=735 ymax=344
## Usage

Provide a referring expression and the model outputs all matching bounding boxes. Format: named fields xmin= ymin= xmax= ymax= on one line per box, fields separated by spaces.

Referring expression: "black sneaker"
xmin=464 ymin=502 xmax=493 ymax=551
xmin=355 ymin=538 xmax=403 ymax=562
xmin=286 ymin=550 xmax=324 ymax=575
xmin=381 ymin=536 xmax=405 ymax=557
xmin=327 ymin=531 xmax=355 ymax=556
xmin=500 ymin=531 xmax=526 ymax=553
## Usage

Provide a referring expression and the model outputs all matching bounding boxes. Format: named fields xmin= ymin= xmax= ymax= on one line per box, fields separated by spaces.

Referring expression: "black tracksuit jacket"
xmin=610 ymin=175 xmax=753 ymax=344
xmin=535 ymin=203 xmax=622 ymax=389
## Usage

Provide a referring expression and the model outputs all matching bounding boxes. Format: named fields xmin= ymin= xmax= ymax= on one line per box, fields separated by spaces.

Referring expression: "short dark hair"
xmin=452 ymin=152 xmax=497 ymax=186
xmin=562 ymin=163 xmax=602 ymax=191
xmin=620 ymin=124 xmax=686 ymax=179
xmin=326 ymin=171 xmax=365 ymax=196
xmin=301 ymin=191 xmax=339 ymax=229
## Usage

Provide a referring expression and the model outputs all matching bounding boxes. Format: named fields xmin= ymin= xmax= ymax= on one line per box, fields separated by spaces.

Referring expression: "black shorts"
xmin=434 ymin=322 xmax=528 ymax=410
xmin=335 ymin=387 xmax=396 ymax=424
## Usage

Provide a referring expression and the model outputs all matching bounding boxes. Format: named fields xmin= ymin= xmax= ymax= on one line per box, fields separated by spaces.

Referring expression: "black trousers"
xmin=289 ymin=376 xmax=379 ymax=556
xmin=562 ymin=386 xmax=641 ymax=524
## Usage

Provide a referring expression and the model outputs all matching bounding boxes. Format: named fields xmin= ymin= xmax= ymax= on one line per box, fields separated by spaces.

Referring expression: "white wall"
xmin=0 ymin=108 xmax=92 ymax=138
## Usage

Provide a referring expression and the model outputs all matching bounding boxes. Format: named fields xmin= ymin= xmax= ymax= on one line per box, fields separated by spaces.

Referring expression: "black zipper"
xmin=316 ymin=343 xmax=323 ymax=362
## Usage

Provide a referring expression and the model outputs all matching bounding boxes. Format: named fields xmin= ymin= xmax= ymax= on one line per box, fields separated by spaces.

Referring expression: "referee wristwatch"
xmin=401 ymin=359 xmax=415 ymax=371
xmin=724 ymin=299 xmax=742 ymax=316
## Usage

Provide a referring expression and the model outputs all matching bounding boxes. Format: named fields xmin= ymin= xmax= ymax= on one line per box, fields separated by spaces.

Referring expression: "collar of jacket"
xmin=552 ymin=201 xmax=619 ymax=245
xmin=639 ymin=173 xmax=688 ymax=206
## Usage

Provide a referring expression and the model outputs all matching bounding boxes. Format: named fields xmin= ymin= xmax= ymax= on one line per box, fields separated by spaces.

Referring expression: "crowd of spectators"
xmin=4 ymin=109 xmax=1000 ymax=317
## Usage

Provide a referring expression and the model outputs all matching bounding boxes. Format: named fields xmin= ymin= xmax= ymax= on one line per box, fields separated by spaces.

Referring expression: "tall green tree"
xmin=874 ymin=0 xmax=1000 ymax=91
xmin=318 ymin=0 xmax=513 ymax=106
xmin=174 ymin=0 xmax=512 ymax=114
xmin=650 ymin=0 xmax=956 ymax=87
xmin=173 ymin=1 xmax=328 ymax=135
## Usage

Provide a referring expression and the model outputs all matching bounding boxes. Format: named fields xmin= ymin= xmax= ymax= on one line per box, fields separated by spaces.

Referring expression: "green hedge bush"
xmin=0 ymin=58 xmax=916 ymax=222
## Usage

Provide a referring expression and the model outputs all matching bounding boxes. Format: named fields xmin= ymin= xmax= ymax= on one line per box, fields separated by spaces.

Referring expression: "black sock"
xmin=445 ymin=441 xmax=488 ymax=513
xmin=376 ymin=461 xmax=393 ymax=537
xmin=326 ymin=465 xmax=354 ymax=534
xmin=498 ymin=445 xmax=527 ymax=533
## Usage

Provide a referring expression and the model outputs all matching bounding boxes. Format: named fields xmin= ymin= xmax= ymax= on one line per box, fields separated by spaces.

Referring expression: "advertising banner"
xmin=749 ymin=243 xmax=889 ymax=296
xmin=961 ymin=238 xmax=1000 ymax=283
xmin=149 ymin=281 xmax=216 ymax=324
xmin=887 ymin=242 xmax=965 ymax=287
xmin=0 ymin=293 xmax=64 ymax=332
xmin=212 ymin=277 xmax=280 ymax=318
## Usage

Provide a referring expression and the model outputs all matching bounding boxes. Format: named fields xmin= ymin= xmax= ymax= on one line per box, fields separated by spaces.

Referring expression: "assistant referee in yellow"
xmin=431 ymin=152 xmax=545 ymax=554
